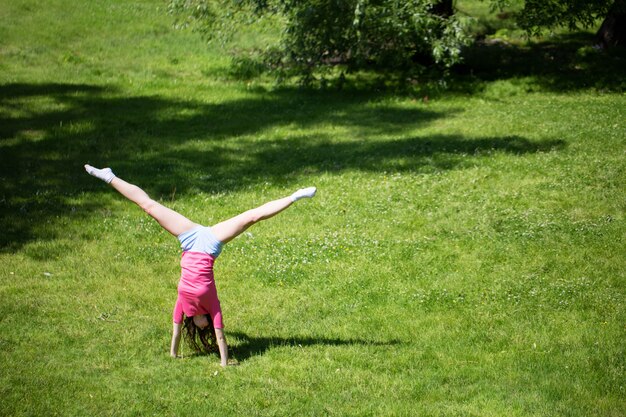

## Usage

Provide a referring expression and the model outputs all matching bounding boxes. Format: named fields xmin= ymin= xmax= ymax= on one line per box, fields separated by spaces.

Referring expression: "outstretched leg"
xmin=85 ymin=165 xmax=197 ymax=236
xmin=211 ymin=187 xmax=316 ymax=244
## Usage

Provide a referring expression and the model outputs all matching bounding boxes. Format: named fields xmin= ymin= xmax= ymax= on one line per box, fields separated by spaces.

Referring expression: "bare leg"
xmin=108 ymin=176 xmax=198 ymax=237
xmin=211 ymin=196 xmax=295 ymax=244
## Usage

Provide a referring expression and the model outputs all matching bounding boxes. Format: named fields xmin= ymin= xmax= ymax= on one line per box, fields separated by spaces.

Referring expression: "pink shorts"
xmin=172 ymin=251 xmax=224 ymax=328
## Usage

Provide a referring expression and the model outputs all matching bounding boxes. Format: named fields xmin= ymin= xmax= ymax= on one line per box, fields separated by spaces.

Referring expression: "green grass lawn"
xmin=1 ymin=1 xmax=625 ymax=416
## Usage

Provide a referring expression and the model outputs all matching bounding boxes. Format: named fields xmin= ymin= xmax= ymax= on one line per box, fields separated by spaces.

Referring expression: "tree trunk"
xmin=431 ymin=0 xmax=454 ymax=19
xmin=595 ymin=0 xmax=626 ymax=48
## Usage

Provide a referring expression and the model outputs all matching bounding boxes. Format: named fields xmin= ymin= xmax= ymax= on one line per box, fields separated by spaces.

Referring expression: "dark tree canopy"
xmin=169 ymin=0 xmax=472 ymax=76
xmin=168 ymin=0 xmax=624 ymax=81
xmin=490 ymin=0 xmax=626 ymax=47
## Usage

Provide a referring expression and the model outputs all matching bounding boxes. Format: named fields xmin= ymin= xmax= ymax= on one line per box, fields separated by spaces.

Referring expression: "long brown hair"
xmin=182 ymin=315 xmax=218 ymax=354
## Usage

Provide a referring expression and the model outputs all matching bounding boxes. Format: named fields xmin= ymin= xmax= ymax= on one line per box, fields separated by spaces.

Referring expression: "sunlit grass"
xmin=1 ymin=1 xmax=625 ymax=416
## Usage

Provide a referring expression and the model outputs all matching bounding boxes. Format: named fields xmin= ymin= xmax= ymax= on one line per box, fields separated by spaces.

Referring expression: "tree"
xmin=490 ymin=0 xmax=626 ymax=48
xmin=595 ymin=0 xmax=626 ymax=47
xmin=168 ymin=0 xmax=471 ymax=78
xmin=168 ymin=0 xmax=624 ymax=84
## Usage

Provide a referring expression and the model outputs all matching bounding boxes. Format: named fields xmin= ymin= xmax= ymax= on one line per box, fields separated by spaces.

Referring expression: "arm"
xmin=214 ymin=328 xmax=228 ymax=367
xmin=170 ymin=322 xmax=182 ymax=358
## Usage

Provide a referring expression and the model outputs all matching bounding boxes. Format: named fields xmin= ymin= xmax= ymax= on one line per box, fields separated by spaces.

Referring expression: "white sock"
xmin=290 ymin=186 xmax=316 ymax=202
xmin=84 ymin=164 xmax=116 ymax=183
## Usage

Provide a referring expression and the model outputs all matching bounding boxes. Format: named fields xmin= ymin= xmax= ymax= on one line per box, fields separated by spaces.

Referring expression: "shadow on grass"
xmin=0 ymin=82 xmax=564 ymax=252
xmin=226 ymin=331 xmax=402 ymax=362
xmin=455 ymin=32 xmax=626 ymax=93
